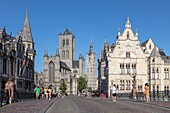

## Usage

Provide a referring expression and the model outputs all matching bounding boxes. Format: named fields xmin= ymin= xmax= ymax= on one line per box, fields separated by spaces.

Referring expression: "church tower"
xmin=86 ymin=40 xmax=97 ymax=91
xmin=58 ymin=28 xmax=75 ymax=68
xmin=21 ymin=9 xmax=36 ymax=61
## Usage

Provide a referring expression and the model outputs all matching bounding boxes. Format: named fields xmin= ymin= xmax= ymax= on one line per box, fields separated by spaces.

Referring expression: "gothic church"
xmin=43 ymin=28 xmax=84 ymax=95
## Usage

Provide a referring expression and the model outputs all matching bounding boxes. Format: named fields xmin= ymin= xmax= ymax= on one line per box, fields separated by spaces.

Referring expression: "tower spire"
xmin=125 ymin=15 xmax=131 ymax=28
xmin=118 ymin=25 xmax=121 ymax=36
xmin=21 ymin=9 xmax=33 ymax=42
xmin=89 ymin=39 xmax=93 ymax=55
xmin=136 ymin=26 xmax=138 ymax=37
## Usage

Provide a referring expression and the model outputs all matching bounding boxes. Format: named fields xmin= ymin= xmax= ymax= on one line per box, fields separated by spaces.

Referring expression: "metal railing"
xmin=117 ymin=91 xmax=170 ymax=101
xmin=0 ymin=90 xmax=34 ymax=106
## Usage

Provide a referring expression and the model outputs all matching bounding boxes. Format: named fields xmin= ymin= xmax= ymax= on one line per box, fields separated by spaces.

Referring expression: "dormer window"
xmin=152 ymin=58 xmax=155 ymax=62
xmin=127 ymin=31 xmax=129 ymax=39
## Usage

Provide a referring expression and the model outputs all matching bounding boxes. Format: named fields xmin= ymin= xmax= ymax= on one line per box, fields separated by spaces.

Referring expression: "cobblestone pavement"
xmin=0 ymin=98 xmax=57 ymax=113
xmin=46 ymin=96 xmax=170 ymax=113
xmin=0 ymin=96 xmax=170 ymax=113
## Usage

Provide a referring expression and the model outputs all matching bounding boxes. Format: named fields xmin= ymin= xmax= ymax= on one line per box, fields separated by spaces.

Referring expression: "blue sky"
xmin=0 ymin=0 xmax=170 ymax=72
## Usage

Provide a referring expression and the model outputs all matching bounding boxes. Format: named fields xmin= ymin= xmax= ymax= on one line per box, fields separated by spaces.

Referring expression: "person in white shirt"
xmin=112 ymin=84 xmax=117 ymax=101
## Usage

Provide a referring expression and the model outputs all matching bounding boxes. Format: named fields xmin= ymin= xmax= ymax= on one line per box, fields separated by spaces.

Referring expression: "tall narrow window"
xmin=63 ymin=39 xmax=65 ymax=47
xmin=62 ymin=51 xmax=65 ymax=58
xmin=49 ymin=61 xmax=55 ymax=83
xmin=164 ymin=68 xmax=169 ymax=79
xmin=127 ymin=31 xmax=129 ymax=39
xmin=11 ymin=61 xmax=13 ymax=76
xmin=132 ymin=64 xmax=136 ymax=74
xmin=120 ymin=80 xmax=125 ymax=90
xmin=66 ymin=39 xmax=69 ymax=46
xmin=152 ymin=68 xmax=155 ymax=79
xmin=126 ymin=80 xmax=130 ymax=90
xmin=3 ymin=59 xmax=7 ymax=74
xmin=126 ymin=64 xmax=130 ymax=74
xmin=120 ymin=64 xmax=124 ymax=74
xmin=126 ymin=52 xmax=130 ymax=58
xmin=149 ymin=44 xmax=152 ymax=49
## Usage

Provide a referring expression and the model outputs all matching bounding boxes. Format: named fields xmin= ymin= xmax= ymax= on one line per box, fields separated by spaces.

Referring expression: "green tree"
xmin=59 ymin=80 xmax=67 ymax=94
xmin=78 ymin=76 xmax=87 ymax=92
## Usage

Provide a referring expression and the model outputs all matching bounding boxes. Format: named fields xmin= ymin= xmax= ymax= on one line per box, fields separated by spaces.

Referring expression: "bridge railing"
xmin=116 ymin=91 xmax=170 ymax=101
xmin=0 ymin=90 xmax=34 ymax=106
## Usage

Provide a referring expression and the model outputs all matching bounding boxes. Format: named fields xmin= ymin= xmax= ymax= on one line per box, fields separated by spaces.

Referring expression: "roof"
xmin=141 ymin=39 xmax=149 ymax=47
xmin=60 ymin=61 xmax=71 ymax=70
xmin=73 ymin=60 xmax=79 ymax=68
xmin=150 ymin=47 xmax=161 ymax=57
xmin=159 ymin=49 xmax=166 ymax=56
xmin=63 ymin=28 xmax=72 ymax=35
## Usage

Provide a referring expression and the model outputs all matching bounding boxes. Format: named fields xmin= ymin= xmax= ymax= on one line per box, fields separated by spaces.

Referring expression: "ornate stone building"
xmin=86 ymin=40 xmax=97 ymax=91
xmin=98 ymin=17 xmax=170 ymax=97
xmin=0 ymin=10 xmax=36 ymax=91
xmin=43 ymin=28 xmax=84 ymax=95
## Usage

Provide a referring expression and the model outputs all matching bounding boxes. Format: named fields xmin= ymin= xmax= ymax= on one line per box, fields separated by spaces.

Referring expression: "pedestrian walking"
xmin=34 ymin=86 xmax=40 ymax=100
xmin=144 ymin=83 xmax=150 ymax=103
xmin=112 ymin=84 xmax=117 ymax=102
xmin=44 ymin=88 xmax=49 ymax=100
xmin=40 ymin=87 xmax=44 ymax=100
xmin=132 ymin=87 xmax=137 ymax=99
xmin=5 ymin=78 xmax=14 ymax=104
xmin=48 ymin=86 xmax=52 ymax=100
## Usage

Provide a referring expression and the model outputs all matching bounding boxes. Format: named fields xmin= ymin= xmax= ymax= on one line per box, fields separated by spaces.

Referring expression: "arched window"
xmin=49 ymin=61 xmax=55 ymax=83
xmin=66 ymin=50 xmax=69 ymax=58
xmin=149 ymin=44 xmax=152 ymax=49
xmin=66 ymin=39 xmax=69 ymax=46
xmin=63 ymin=39 xmax=65 ymax=47
xmin=62 ymin=51 xmax=65 ymax=58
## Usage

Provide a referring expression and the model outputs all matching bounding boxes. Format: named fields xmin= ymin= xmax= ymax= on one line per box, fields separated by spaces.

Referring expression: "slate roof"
xmin=141 ymin=39 xmax=149 ymax=47
xmin=73 ymin=60 xmax=79 ymax=68
xmin=60 ymin=61 xmax=71 ymax=70
xmin=63 ymin=28 xmax=72 ymax=35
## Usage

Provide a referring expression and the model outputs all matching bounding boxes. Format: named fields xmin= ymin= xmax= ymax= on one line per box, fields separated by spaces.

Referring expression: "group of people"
xmin=34 ymin=86 xmax=52 ymax=100
xmin=111 ymin=83 xmax=150 ymax=103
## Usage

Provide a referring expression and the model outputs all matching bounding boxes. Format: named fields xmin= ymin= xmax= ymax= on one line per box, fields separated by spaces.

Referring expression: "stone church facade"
xmin=0 ymin=10 xmax=36 ymax=91
xmin=86 ymin=40 xmax=97 ymax=91
xmin=43 ymin=28 xmax=84 ymax=95
xmin=98 ymin=17 xmax=170 ymax=97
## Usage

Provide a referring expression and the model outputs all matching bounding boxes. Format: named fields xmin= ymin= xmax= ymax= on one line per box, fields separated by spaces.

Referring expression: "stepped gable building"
xmin=0 ymin=10 xmax=36 ymax=91
xmin=86 ymin=40 xmax=97 ymax=91
xmin=44 ymin=28 xmax=84 ymax=95
xmin=98 ymin=17 xmax=170 ymax=97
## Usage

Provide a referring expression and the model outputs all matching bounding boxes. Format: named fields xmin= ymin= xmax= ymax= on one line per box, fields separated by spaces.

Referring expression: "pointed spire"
xmin=125 ymin=15 xmax=131 ymax=28
xmin=118 ymin=25 xmax=121 ymax=36
xmin=21 ymin=9 xmax=33 ymax=42
xmin=89 ymin=39 xmax=93 ymax=55
xmin=56 ymin=48 xmax=60 ymax=57
xmin=136 ymin=26 xmax=138 ymax=37
xmin=104 ymin=36 xmax=107 ymax=44
xmin=24 ymin=9 xmax=30 ymax=28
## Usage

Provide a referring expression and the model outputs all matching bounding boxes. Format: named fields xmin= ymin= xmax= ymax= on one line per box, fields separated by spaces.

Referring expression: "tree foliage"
xmin=78 ymin=76 xmax=87 ymax=92
xmin=59 ymin=80 xmax=67 ymax=94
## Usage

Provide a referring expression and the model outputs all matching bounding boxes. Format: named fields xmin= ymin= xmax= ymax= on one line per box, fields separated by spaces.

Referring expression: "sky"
xmin=0 ymin=0 xmax=170 ymax=72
